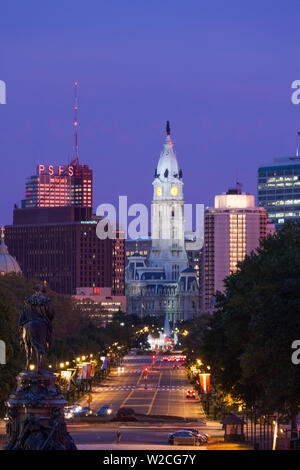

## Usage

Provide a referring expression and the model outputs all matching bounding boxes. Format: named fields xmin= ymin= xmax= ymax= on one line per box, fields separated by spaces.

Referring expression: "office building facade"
xmin=258 ymin=156 xmax=300 ymax=229
xmin=5 ymin=207 xmax=125 ymax=296
xmin=22 ymin=163 xmax=92 ymax=209
xmin=73 ymin=287 xmax=126 ymax=326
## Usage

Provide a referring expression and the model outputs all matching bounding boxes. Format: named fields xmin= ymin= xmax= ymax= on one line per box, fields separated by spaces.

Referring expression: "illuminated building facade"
xmin=125 ymin=124 xmax=199 ymax=325
xmin=5 ymin=207 xmax=125 ymax=296
xmin=203 ymin=187 xmax=275 ymax=311
xmin=112 ymin=232 xmax=125 ymax=295
xmin=125 ymin=238 xmax=152 ymax=264
xmin=258 ymin=156 xmax=300 ymax=229
xmin=73 ymin=287 xmax=126 ymax=326
xmin=0 ymin=227 xmax=22 ymax=275
xmin=22 ymin=163 xmax=92 ymax=208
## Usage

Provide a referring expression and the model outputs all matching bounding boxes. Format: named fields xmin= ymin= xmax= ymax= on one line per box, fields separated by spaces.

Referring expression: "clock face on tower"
xmin=170 ymin=187 xmax=178 ymax=196
xmin=156 ymin=187 xmax=162 ymax=196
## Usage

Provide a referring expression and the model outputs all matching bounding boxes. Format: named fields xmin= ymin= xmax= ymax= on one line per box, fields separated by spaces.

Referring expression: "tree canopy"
xmin=184 ymin=222 xmax=300 ymax=431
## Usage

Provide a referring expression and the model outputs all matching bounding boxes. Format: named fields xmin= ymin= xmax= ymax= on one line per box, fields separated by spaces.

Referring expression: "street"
xmin=68 ymin=354 xmax=223 ymax=449
xmin=78 ymin=354 xmax=206 ymax=420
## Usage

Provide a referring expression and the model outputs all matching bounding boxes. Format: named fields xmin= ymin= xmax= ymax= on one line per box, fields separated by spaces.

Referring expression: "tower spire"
xmin=74 ymin=81 xmax=79 ymax=164
xmin=0 ymin=226 xmax=5 ymax=243
xmin=166 ymin=120 xmax=171 ymax=136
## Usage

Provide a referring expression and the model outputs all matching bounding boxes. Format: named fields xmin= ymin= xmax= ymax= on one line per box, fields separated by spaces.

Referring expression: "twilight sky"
xmin=1 ymin=1 xmax=300 ymax=225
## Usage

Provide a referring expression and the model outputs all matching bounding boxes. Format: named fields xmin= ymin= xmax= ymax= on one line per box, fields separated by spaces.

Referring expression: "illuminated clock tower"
xmin=149 ymin=122 xmax=188 ymax=280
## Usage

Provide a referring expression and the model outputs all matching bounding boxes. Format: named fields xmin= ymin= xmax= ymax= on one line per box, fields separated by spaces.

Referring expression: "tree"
xmin=0 ymin=275 xmax=131 ymax=414
xmin=199 ymin=222 xmax=300 ymax=435
xmin=0 ymin=290 xmax=22 ymax=415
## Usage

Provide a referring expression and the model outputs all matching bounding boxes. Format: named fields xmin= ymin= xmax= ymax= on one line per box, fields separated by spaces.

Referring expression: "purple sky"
xmin=1 ymin=1 xmax=300 ymax=225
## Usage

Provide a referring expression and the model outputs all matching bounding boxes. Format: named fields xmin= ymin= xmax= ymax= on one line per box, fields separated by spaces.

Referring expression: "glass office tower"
xmin=258 ymin=156 xmax=300 ymax=230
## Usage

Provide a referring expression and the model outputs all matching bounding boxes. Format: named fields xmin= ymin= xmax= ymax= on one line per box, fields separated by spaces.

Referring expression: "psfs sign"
xmin=38 ymin=164 xmax=74 ymax=177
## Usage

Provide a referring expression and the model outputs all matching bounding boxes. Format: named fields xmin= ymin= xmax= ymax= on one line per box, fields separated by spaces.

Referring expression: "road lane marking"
xmin=121 ymin=404 xmax=150 ymax=406
xmin=120 ymin=389 xmax=135 ymax=408
xmin=120 ymin=368 xmax=144 ymax=408
xmin=146 ymin=372 xmax=162 ymax=416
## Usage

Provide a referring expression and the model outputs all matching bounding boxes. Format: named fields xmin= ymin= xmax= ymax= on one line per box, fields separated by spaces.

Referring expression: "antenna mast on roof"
xmin=74 ymin=81 xmax=79 ymax=165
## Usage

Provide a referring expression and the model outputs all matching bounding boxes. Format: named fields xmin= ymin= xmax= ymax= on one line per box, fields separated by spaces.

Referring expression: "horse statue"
xmin=18 ymin=285 xmax=54 ymax=371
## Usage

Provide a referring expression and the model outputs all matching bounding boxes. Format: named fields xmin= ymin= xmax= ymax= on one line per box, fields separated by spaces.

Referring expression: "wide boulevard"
xmin=68 ymin=354 xmax=223 ymax=449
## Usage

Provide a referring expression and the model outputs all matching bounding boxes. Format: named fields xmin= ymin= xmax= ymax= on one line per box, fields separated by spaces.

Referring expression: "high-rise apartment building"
xmin=258 ymin=155 xmax=300 ymax=230
xmin=203 ymin=187 xmax=275 ymax=311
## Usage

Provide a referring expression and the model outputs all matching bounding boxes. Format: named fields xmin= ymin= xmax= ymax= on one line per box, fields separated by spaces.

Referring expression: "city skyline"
xmin=2 ymin=1 xmax=300 ymax=225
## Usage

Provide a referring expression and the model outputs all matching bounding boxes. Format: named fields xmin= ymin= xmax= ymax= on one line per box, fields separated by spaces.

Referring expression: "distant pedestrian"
xmin=116 ymin=429 xmax=121 ymax=444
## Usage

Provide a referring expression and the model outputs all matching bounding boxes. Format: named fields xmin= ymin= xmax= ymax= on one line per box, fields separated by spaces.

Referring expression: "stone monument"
xmin=5 ymin=285 xmax=76 ymax=450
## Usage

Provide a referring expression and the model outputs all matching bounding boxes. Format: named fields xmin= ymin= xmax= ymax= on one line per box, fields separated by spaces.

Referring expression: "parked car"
xmin=96 ymin=404 xmax=113 ymax=416
xmin=168 ymin=430 xmax=204 ymax=446
xmin=186 ymin=389 xmax=197 ymax=399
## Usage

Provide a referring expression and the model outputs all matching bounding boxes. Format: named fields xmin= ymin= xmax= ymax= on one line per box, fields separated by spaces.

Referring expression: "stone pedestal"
xmin=5 ymin=370 xmax=77 ymax=450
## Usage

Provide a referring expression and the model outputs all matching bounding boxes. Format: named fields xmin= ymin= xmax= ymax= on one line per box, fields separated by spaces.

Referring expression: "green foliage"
xmin=0 ymin=287 xmax=23 ymax=415
xmin=185 ymin=222 xmax=300 ymax=425
xmin=0 ymin=275 xmax=132 ymax=414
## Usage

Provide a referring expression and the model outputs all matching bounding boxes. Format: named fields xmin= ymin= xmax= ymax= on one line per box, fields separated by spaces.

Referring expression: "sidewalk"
xmin=207 ymin=439 xmax=253 ymax=450
xmin=77 ymin=443 xmax=207 ymax=450
xmin=202 ymin=419 xmax=224 ymax=439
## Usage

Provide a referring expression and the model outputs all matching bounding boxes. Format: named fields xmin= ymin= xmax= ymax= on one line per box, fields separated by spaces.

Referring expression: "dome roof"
xmin=155 ymin=122 xmax=182 ymax=182
xmin=156 ymin=134 xmax=179 ymax=180
xmin=0 ymin=228 xmax=22 ymax=275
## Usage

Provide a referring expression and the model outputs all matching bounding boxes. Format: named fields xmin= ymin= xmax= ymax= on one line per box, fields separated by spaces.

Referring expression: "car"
xmin=168 ymin=430 xmax=204 ymax=446
xmin=72 ymin=404 xmax=83 ymax=413
xmin=64 ymin=406 xmax=75 ymax=419
xmin=73 ymin=406 xmax=92 ymax=417
xmin=96 ymin=404 xmax=113 ymax=416
xmin=183 ymin=428 xmax=209 ymax=443
xmin=163 ymin=357 xmax=169 ymax=362
xmin=186 ymin=389 xmax=197 ymax=399
xmin=168 ymin=428 xmax=207 ymax=444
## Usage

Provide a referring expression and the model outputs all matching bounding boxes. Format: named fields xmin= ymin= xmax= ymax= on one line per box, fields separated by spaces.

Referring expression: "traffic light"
xmin=144 ymin=366 xmax=149 ymax=376
xmin=152 ymin=355 xmax=156 ymax=363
